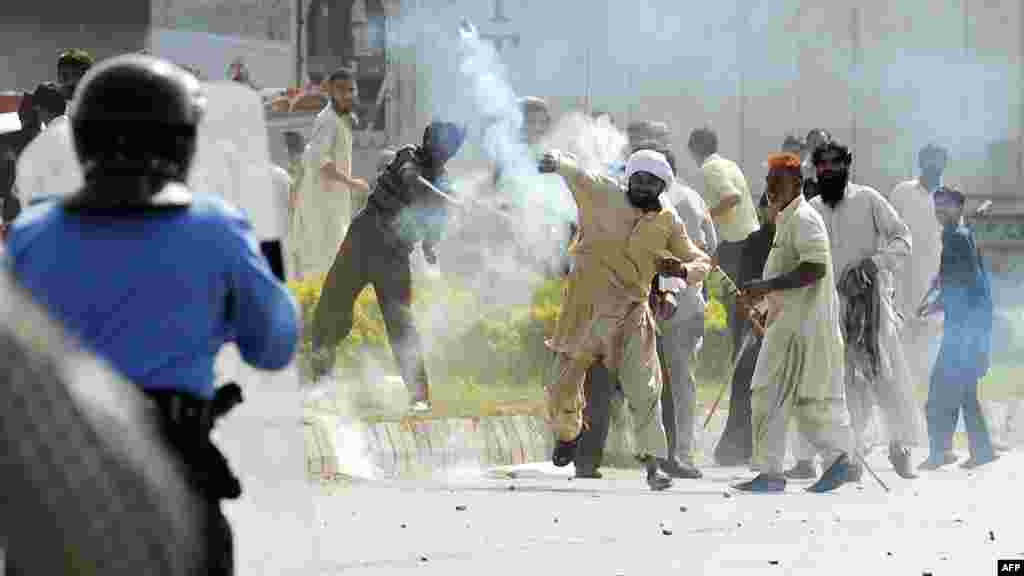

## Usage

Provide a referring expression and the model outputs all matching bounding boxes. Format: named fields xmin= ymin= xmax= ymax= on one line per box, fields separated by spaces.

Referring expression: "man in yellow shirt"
xmin=687 ymin=127 xmax=759 ymax=358
xmin=540 ymin=148 xmax=711 ymax=491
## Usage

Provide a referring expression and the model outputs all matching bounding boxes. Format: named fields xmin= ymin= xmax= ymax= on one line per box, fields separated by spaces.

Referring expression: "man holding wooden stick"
xmin=733 ymin=153 xmax=859 ymax=493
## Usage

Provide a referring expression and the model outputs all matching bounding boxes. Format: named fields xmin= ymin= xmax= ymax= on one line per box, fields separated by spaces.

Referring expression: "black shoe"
xmin=641 ymin=456 xmax=673 ymax=491
xmin=784 ymin=460 xmax=817 ymax=480
xmin=888 ymin=444 xmax=918 ymax=479
xmin=552 ymin=434 xmax=582 ymax=468
xmin=574 ymin=465 xmax=603 ymax=479
xmin=959 ymin=453 xmax=999 ymax=469
xmin=658 ymin=458 xmax=703 ymax=479
xmin=992 ymin=441 xmax=1011 ymax=453
xmin=806 ymin=454 xmax=851 ymax=493
xmin=732 ymin=473 xmax=786 ymax=493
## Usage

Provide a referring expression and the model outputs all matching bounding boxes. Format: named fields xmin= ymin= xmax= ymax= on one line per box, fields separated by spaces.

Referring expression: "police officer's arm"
xmin=225 ymin=216 xmax=300 ymax=370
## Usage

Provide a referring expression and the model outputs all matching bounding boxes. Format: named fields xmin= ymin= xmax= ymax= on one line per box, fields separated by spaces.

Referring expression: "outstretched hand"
xmin=538 ymin=151 xmax=561 ymax=174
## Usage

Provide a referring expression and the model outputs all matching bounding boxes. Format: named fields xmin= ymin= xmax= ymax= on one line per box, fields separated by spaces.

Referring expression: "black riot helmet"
xmin=70 ymin=55 xmax=205 ymax=197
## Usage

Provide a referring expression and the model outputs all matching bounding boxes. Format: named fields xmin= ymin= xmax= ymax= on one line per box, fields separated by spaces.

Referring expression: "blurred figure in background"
xmin=918 ymin=186 xmax=997 ymax=470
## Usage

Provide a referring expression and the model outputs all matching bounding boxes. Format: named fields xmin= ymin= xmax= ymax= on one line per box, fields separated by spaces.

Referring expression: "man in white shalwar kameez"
xmin=808 ymin=142 xmax=921 ymax=479
xmin=734 ymin=153 xmax=857 ymax=494
xmin=887 ymin=144 xmax=947 ymax=397
xmin=288 ymin=68 xmax=369 ymax=279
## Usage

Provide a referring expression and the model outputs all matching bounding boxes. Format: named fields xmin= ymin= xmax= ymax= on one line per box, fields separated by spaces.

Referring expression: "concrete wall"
xmin=150 ymin=0 xmax=295 ymax=88
xmin=402 ymin=0 xmax=1023 ymax=198
xmin=0 ymin=1 xmax=151 ymax=92
xmin=148 ymin=28 xmax=295 ymax=89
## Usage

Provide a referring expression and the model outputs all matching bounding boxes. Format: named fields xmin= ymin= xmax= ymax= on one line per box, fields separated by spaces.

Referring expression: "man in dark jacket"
xmin=310 ymin=121 xmax=465 ymax=413
xmin=712 ymin=192 xmax=776 ymax=466
xmin=917 ymin=186 xmax=998 ymax=470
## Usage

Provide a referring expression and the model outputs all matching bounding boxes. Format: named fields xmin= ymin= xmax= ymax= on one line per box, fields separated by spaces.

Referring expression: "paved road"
xmin=210 ymin=351 xmax=1022 ymax=575
xmin=304 ymin=451 xmax=1023 ymax=576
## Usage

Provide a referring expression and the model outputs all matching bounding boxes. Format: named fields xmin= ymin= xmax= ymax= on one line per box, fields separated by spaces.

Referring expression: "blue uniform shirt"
xmin=6 ymin=191 xmax=300 ymax=399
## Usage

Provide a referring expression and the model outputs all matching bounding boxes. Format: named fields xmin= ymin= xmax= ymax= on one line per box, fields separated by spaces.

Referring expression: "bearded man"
xmin=540 ymin=148 xmax=710 ymax=491
xmin=808 ymin=142 xmax=920 ymax=479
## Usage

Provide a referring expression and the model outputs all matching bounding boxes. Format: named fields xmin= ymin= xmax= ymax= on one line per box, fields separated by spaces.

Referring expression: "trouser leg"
xmin=205 ymin=500 xmax=235 ymax=576
xmin=372 ymin=249 xmax=429 ymax=402
xmin=616 ymin=312 xmax=668 ymax=460
xmin=658 ymin=338 xmax=678 ymax=461
xmin=310 ymin=217 xmax=370 ymax=377
xmin=874 ymin=309 xmax=924 ymax=448
xmin=660 ymin=313 xmax=703 ymax=465
xmin=961 ymin=376 xmax=995 ymax=461
xmin=925 ymin=352 xmax=959 ymax=457
xmin=792 ymin=430 xmax=819 ymax=462
xmin=794 ymin=398 xmax=856 ymax=467
xmin=844 ymin=361 xmax=871 ymax=456
xmin=546 ymin=352 xmax=591 ymax=443
xmin=575 ymin=363 xmax=614 ymax=470
xmin=749 ymin=351 xmax=795 ymax=476
xmin=716 ymin=241 xmax=747 ymax=361
xmin=715 ymin=338 xmax=759 ymax=463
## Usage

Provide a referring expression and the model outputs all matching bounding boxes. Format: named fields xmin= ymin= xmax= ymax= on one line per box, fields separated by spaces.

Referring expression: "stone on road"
xmin=311 ymin=451 xmax=1023 ymax=575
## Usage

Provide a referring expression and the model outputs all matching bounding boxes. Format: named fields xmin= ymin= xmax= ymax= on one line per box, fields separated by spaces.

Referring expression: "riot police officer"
xmin=5 ymin=54 xmax=300 ymax=575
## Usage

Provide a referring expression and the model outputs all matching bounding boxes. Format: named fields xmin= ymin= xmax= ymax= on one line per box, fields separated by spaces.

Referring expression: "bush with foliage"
xmin=288 ymin=272 xmax=734 ymax=391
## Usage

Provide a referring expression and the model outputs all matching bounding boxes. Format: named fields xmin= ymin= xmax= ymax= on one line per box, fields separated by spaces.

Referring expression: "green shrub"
xmin=288 ymin=273 xmax=735 ymax=391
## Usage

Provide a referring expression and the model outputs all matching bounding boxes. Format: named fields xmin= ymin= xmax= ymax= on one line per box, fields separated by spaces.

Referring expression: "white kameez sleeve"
xmin=793 ymin=210 xmax=830 ymax=266
xmin=868 ymin=188 xmax=912 ymax=274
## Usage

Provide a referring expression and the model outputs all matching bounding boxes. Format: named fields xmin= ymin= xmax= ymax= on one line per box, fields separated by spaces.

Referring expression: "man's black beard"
xmin=817 ymin=170 xmax=849 ymax=208
xmin=627 ymin=190 xmax=661 ymax=212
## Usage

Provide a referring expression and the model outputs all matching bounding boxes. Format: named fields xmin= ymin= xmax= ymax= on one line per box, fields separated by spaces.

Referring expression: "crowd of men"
xmin=0 ymin=41 xmax=1009 ymax=572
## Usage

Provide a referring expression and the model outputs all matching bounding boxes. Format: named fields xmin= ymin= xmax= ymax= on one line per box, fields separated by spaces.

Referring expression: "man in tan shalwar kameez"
xmin=540 ymin=148 xmax=711 ymax=491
